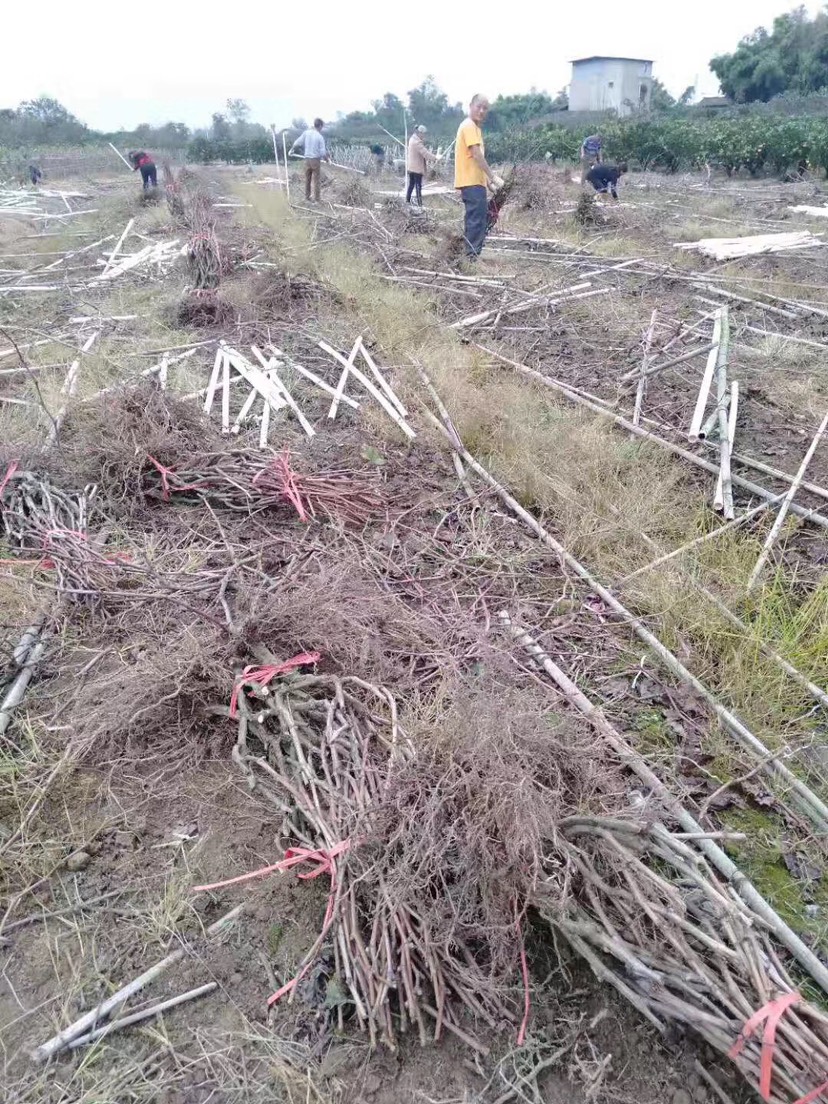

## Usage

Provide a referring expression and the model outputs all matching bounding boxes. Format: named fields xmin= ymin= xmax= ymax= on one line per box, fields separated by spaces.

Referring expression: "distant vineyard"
xmin=487 ymin=115 xmax=828 ymax=177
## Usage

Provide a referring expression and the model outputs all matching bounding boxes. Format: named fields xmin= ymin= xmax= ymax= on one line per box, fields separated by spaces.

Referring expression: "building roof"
xmin=570 ymin=56 xmax=653 ymax=65
xmin=697 ymin=96 xmax=730 ymax=107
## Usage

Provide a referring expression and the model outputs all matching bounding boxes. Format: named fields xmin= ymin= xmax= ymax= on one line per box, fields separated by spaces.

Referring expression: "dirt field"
xmin=1 ymin=157 xmax=827 ymax=1104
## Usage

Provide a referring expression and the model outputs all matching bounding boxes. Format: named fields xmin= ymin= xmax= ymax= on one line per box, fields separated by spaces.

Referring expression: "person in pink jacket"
xmin=406 ymin=126 xmax=437 ymax=206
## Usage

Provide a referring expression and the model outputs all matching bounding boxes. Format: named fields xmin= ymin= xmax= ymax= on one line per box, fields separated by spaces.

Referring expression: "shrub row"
xmin=485 ymin=116 xmax=828 ymax=176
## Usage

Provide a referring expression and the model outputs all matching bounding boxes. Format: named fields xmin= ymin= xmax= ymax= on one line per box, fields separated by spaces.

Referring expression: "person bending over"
xmin=586 ymin=161 xmax=627 ymax=201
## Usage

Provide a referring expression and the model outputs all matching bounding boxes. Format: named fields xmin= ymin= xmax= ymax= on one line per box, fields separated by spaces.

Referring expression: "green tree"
xmin=711 ymin=6 xmax=828 ymax=102
xmin=487 ymin=90 xmax=556 ymax=132
xmin=649 ymin=79 xmax=677 ymax=112
xmin=371 ymin=93 xmax=406 ymax=137
xmin=211 ymin=112 xmax=232 ymax=143
xmin=226 ymin=98 xmax=250 ymax=126
xmin=406 ymin=76 xmax=462 ymax=137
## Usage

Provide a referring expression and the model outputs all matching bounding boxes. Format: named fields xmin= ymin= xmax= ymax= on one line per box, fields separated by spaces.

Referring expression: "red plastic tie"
xmin=253 ymin=450 xmax=308 ymax=522
xmin=147 ymin=455 xmax=210 ymax=502
xmin=229 ymin=651 xmax=321 ymax=717
xmin=730 ymin=991 xmax=800 ymax=1101
xmin=192 ymin=838 xmax=351 ymax=1009
xmin=0 ymin=459 xmax=19 ymax=497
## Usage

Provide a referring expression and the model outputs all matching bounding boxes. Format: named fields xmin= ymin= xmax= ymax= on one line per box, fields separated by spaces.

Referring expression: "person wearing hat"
xmin=406 ymin=125 xmax=437 ymax=206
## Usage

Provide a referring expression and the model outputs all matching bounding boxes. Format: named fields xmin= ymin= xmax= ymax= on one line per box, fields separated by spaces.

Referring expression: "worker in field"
xmin=28 ymin=164 xmax=42 ymax=186
xmin=129 ymin=151 xmax=157 ymax=189
xmin=586 ymin=161 xmax=628 ymax=201
xmin=290 ymin=118 xmax=329 ymax=202
xmin=579 ymin=133 xmax=603 ymax=185
xmin=406 ymin=126 xmax=437 ymax=206
xmin=370 ymin=143 xmax=385 ymax=174
xmin=454 ymin=95 xmax=503 ymax=259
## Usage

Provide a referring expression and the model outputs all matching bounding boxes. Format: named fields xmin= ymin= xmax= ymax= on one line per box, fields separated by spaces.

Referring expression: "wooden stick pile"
xmin=227 ymin=671 xmax=515 ymax=1052
xmin=143 ymin=448 xmax=383 ymax=527
xmin=544 ymin=818 xmax=828 ymax=1104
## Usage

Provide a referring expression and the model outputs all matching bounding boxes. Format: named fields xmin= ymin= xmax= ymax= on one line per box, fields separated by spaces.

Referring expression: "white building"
xmin=569 ymin=56 xmax=654 ymax=117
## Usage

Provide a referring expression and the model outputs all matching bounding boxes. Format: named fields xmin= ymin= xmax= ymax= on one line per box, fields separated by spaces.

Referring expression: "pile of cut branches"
xmin=144 ymin=448 xmax=384 ymax=527
xmin=542 ymin=819 xmax=828 ymax=1104
xmin=212 ymin=672 xmax=578 ymax=1050
xmin=211 ymin=660 xmax=828 ymax=1101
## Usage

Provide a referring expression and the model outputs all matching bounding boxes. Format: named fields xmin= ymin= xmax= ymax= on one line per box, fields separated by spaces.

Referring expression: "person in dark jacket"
xmin=28 ymin=164 xmax=42 ymax=186
xmin=586 ymin=161 xmax=627 ymax=200
xmin=129 ymin=150 xmax=157 ymax=189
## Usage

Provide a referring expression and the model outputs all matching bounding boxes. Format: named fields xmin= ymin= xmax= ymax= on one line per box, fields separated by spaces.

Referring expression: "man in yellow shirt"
xmin=454 ymin=94 xmax=503 ymax=259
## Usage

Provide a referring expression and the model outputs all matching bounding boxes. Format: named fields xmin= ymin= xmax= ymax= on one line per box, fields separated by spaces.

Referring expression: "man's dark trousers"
xmin=460 ymin=184 xmax=488 ymax=257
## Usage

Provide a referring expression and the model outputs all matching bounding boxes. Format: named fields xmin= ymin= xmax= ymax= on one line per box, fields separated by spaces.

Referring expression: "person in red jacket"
xmin=129 ymin=151 xmax=157 ymax=189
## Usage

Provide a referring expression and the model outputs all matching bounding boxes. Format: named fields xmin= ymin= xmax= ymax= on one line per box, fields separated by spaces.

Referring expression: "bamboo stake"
xmin=699 ymin=391 xmax=730 ymax=441
xmin=220 ymin=352 xmax=231 ymax=434
xmin=231 ymin=380 xmax=262 ymax=434
xmin=158 ymin=355 xmax=168 ymax=391
xmin=746 ymin=410 xmax=828 ymax=594
xmin=715 ymin=382 xmax=739 ymax=511
xmin=619 ymin=342 xmax=717 ymax=384
xmin=326 ymin=337 xmax=361 ymax=420
xmin=421 ymin=401 xmax=828 ymax=830
xmin=633 ymin=309 xmax=658 ymax=427
xmin=203 ymin=348 xmax=223 ymax=415
xmin=268 ymin=371 xmax=316 ymax=438
xmin=281 ymin=133 xmax=291 ymax=204
xmin=498 ymin=612 xmax=828 ymax=999
xmin=32 ymin=906 xmax=243 ymax=1062
xmin=320 ymin=340 xmax=415 ymax=439
xmin=615 ymin=494 xmax=780 ymax=586
xmin=68 ymin=983 xmax=217 ymax=1049
xmin=259 ymin=393 xmax=271 ymax=449
xmin=714 ymin=311 xmax=734 ymax=519
xmin=358 ymin=338 xmax=407 ymax=416
xmin=101 ymin=218 xmax=135 ymax=276
xmin=0 ymin=640 xmax=47 ymax=738
xmin=266 ymin=345 xmax=360 ymax=409
xmin=477 ymin=344 xmax=828 ymax=531
xmin=108 ymin=142 xmax=133 ymax=170
xmin=689 ymin=309 xmax=723 ymax=441
xmin=626 ymin=521 xmax=828 ymax=712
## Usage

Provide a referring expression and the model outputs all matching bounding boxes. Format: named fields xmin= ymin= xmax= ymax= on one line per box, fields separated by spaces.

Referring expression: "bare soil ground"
xmin=1 ymin=158 xmax=826 ymax=1104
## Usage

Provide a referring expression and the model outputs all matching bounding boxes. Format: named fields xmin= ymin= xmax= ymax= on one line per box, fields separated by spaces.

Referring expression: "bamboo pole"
xmin=714 ymin=310 xmax=734 ymax=519
xmin=699 ymin=391 xmax=729 ymax=441
xmin=32 ymin=907 xmax=243 ymax=1062
xmin=633 ymin=309 xmax=658 ymax=428
xmin=420 ymin=402 xmax=828 ymax=831
xmin=326 ymin=337 xmax=361 ymax=419
xmin=746 ymin=410 xmax=828 ymax=594
xmin=358 ymin=338 xmax=407 ymax=417
xmin=619 ymin=342 xmax=716 ymax=384
xmin=615 ymin=495 xmax=779 ymax=586
xmin=203 ymin=348 xmax=223 ymax=415
xmin=320 ymin=341 xmax=415 ymax=439
xmin=688 ymin=309 xmax=723 ymax=440
xmin=267 ymin=344 xmax=360 ymax=409
xmin=101 ymin=218 xmax=135 ymax=276
xmin=108 ymin=142 xmax=133 ymax=171
xmin=281 ymin=133 xmax=291 ymax=204
xmin=476 ymin=344 xmax=828 ymax=531
xmin=498 ymin=612 xmax=828 ymax=998
xmin=715 ymin=382 xmax=739 ymax=510
xmin=68 ymin=983 xmax=217 ymax=1049
xmin=625 ymin=521 xmax=828 ymax=712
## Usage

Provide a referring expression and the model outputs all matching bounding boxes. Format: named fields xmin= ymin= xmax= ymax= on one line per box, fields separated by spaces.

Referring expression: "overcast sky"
xmin=3 ymin=1 xmax=820 ymax=131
